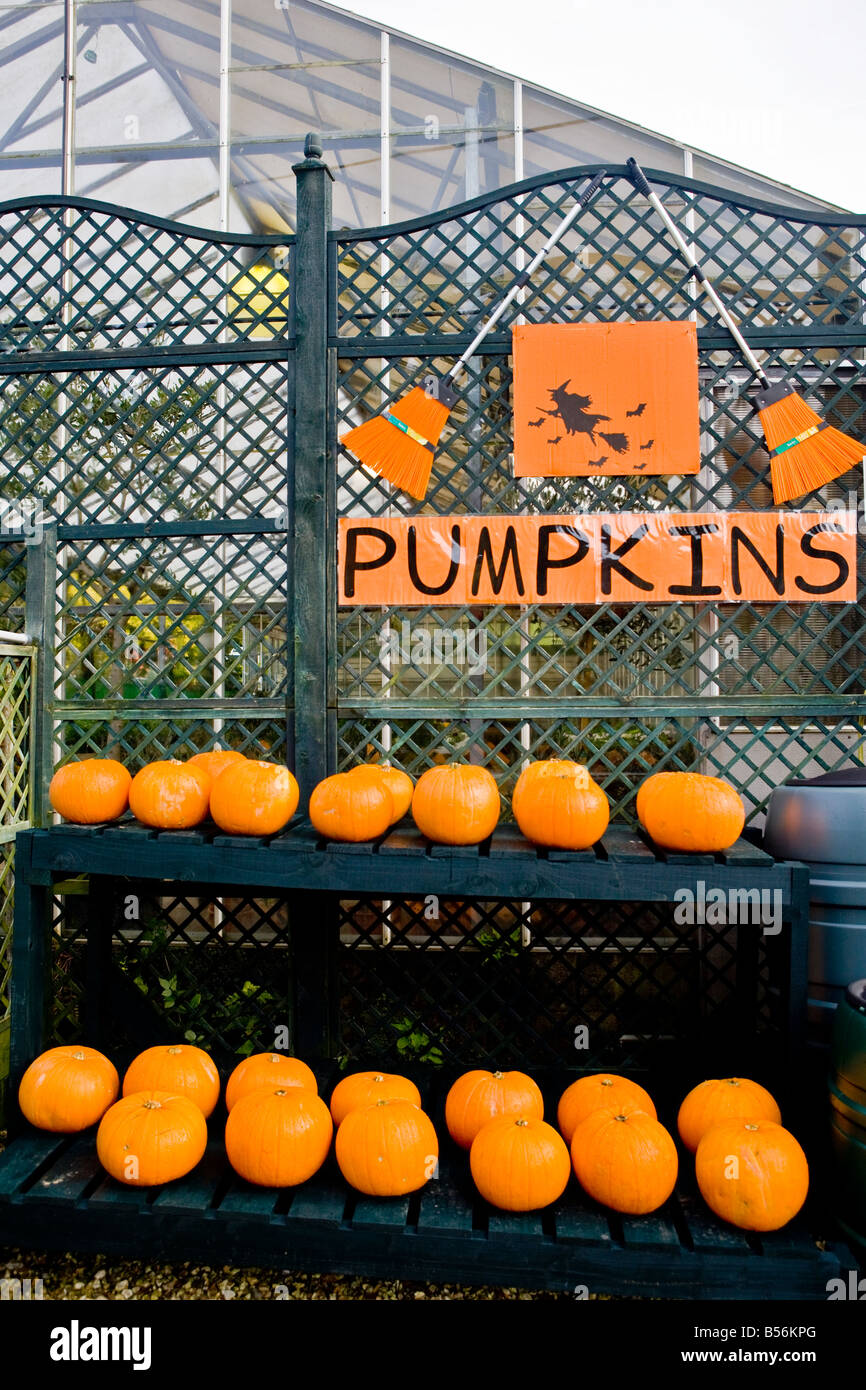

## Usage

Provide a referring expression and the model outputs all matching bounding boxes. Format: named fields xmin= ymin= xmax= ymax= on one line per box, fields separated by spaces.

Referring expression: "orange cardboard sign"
xmin=339 ymin=512 xmax=856 ymax=606
xmin=512 ymin=321 xmax=700 ymax=477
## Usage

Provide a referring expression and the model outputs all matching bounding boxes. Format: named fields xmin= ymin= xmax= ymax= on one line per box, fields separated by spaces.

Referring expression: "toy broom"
xmin=340 ymin=169 xmax=608 ymax=499
xmin=626 ymin=157 xmax=864 ymax=504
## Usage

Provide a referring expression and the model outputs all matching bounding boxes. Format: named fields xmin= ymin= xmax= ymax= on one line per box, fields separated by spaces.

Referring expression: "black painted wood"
xmin=0 ymin=1127 xmax=845 ymax=1298
xmin=22 ymin=827 xmax=800 ymax=907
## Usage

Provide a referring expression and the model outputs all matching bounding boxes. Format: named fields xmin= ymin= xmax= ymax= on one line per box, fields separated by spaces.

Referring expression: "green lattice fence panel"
xmin=46 ymin=882 xmax=788 ymax=1074
xmin=334 ymin=166 xmax=866 ymax=806
xmin=0 ymin=200 xmax=291 ymax=356
xmin=49 ymin=884 xmax=295 ymax=1067
xmin=0 ymin=641 xmax=35 ymax=1044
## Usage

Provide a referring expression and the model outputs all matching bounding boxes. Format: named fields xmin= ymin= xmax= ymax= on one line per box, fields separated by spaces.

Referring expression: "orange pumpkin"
xmin=122 ymin=1044 xmax=220 ymax=1118
xmin=348 ymin=764 xmax=414 ymax=823
xmin=571 ymin=1107 xmax=678 ymax=1214
xmin=187 ymin=748 xmax=247 ymax=790
xmin=335 ymin=1098 xmax=438 ymax=1197
xmin=18 ymin=1045 xmax=119 ymax=1132
xmin=209 ymin=760 xmax=300 ymax=836
xmin=96 ymin=1090 xmax=207 ymax=1186
xmin=635 ymin=770 xmax=672 ymax=828
xmin=677 ymin=1077 xmax=782 ymax=1154
xmin=225 ymin=1053 xmax=318 ymax=1112
xmin=695 ymin=1119 xmax=809 ymax=1231
xmin=470 ymin=1116 xmax=571 ymax=1212
xmin=309 ymin=771 xmax=392 ymax=842
xmin=512 ymin=760 xmax=609 ymax=850
xmin=637 ymin=771 xmax=745 ymax=852
xmin=129 ymin=760 xmax=210 ymax=829
xmin=411 ymin=764 xmax=501 ymax=845
xmin=557 ymin=1074 xmax=656 ymax=1146
xmin=49 ymin=759 xmax=131 ymax=825
xmin=445 ymin=1069 xmax=544 ymax=1150
xmin=225 ymin=1087 xmax=333 ymax=1187
xmin=329 ymin=1071 xmax=421 ymax=1128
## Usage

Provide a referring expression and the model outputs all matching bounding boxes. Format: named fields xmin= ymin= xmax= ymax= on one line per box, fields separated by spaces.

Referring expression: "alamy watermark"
xmin=378 ymin=619 xmax=488 ymax=675
xmin=0 ymin=497 xmax=43 ymax=545
xmin=673 ymin=880 xmax=782 ymax=935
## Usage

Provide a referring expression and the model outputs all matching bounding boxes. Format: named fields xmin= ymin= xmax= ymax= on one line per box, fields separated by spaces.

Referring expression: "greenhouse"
xmin=0 ymin=0 xmax=864 ymax=1312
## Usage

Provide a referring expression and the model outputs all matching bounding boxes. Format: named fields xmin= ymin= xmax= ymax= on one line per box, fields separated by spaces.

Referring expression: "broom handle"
xmin=445 ymin=168 xmax=608 ymax=382
xmin=625 ymin=157 xmax=771 ymax=389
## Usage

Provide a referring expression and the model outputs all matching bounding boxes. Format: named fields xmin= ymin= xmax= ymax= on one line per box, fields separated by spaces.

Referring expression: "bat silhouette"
xmin=634 ymin=461 xmax=647 ymax=471
xmin=626 ymin=403 xmax=647 ymax=418
xmin=543 ymin=380 xmax=610 ymax=442
xmin=587 ymin=456 xmax=608 ymax=467
xmin=528 ymin=417 xmax=546 ymax=427
xmin=547 ymin=436 xmax=563 ymax=445
xmin=640 ymin=439 xmax=654 ymax=450
xmin=599 ymin=431 xmax=629 ymax=454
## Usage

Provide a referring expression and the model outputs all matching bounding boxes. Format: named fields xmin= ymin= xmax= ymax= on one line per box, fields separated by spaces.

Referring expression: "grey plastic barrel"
xmin=764 ymin=778 xmax=866 ymax=1035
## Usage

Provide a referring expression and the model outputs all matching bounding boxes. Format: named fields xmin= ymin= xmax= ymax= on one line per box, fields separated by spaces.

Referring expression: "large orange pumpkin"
xmin=49 ymin=759 xmax=131 ymax=825
xmin=470 ymin=1116 xmax=571 ymax=1212
xmin=187 ymin=748 xmax=247 ymax=791
xmin=695 ymin=1119 xmax=809 ymax=1231
xmin=225 ymin=1053 xmax=318 ymax=1112
xmin=122 ymin=1044 xmax=220 ymax=1118
xmin=445 ymin=1069 xmax=544 ymax=1150
xmin=96 ymin=1091 xmax=207 ymax=1186
xmin=635 ymin=770 xmax=672 ymax=828
xmin=329 ymin=1071 xmax=421 ymax=1128
xmin=677 ymin=1077 xmax=781 ymax=1154
xmin=571 ymin=1107 xmax=679 ymax=1214
xmin=225 ymin=1088 xmax=333 ymax=1187
xmin=348 ymin=764 xmax=414 ymax=823
xmin=18 ymin=1045 xmax=119 ymax=1132
xmin=308 ymin=771 xmax=392 ymax=842
xmin=512 ymin=760 xmax=609 ymax=850
xmin=637 ymin=771 xmax=745 ymax=852
xmin=335 ymin=1098 xmax=438 ymax=1197
xmin=129 ymin=760 xmax=210 ymax=829
xmin=557 ymin=1073 xmax=656 ymax=1146
xmin=411 ymin=764 xmax=500 ymax=845
xmin=209 ymin=760 xmax=300 ymax=836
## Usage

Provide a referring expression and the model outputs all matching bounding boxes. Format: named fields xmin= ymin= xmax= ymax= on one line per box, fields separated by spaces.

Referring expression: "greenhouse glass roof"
xmin=0 ymin=0 xmax=839 ymax=232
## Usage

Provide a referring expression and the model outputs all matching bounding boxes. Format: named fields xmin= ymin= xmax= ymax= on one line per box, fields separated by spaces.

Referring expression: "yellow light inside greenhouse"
xmin=226 ymin=263 xmax=289 ymax=339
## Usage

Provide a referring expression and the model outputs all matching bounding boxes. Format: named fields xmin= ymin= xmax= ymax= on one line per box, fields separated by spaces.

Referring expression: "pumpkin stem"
xmin=744 ymin=1123 xmax=759 ymax=1131
xmin=601 ymin=1079 xmax=614 ymax=1087
xmin=142 ymin=1100 xmax=161 ymax=1110
xmin=515 ymin=1119 xmax=529 ymax=1127
xmin=492 ymin=1072 xmax=504 ymax=1079
xmin=373 ymin=1075 xmax=385 ymax=1083
xmin=725 ymin=1079 xmax=740 ymax=1087
xmin=275 ymin=1089 xmax=287 ymax=1096
xmin=71 ymin=1051 xmax=86 ymax=1061
xmin=614 ymin=1113 xmax=628 ymax=1122
xmin=167 ymin=1047 xmax=183 ymax=1055
xmin=269 ymin=1055 xmax=280 ymax=1062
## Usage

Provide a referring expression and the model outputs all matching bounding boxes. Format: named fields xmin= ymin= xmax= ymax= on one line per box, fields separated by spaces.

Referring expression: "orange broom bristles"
xmin=757 ymin=383 xmax=864 ymax=504
xmin=340 ymin=383 xmax=456 ymax=499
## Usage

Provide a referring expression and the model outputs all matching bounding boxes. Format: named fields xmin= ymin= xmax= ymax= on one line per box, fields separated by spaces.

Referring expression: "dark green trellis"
xmin=0 ymin=151 xmax=864 ymax=820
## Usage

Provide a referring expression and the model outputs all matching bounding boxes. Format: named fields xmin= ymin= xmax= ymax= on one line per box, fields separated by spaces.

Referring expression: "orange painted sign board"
xmin=512 ymin=321 xmax=701 ymax=477
xmin=339 ymin=512 xmax=856 ymax=607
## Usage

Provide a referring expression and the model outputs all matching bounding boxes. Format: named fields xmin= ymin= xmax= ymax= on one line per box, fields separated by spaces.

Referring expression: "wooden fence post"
xmin=291 ymin=132 xmax=336 ymax=794
xmin=291 ymin=134 xmax=339 ymax=1059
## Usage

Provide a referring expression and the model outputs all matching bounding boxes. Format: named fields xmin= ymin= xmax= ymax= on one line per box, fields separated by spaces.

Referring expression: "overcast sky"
xmin=343 ymin=0 xmax=865 ymax=211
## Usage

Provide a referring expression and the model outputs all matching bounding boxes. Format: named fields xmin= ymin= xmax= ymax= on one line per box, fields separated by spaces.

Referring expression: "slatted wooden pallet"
xmin=0 ymin=1127 xmax=847 ymax=1298
xmin=24 ymin=819 xmax=797 ymax=902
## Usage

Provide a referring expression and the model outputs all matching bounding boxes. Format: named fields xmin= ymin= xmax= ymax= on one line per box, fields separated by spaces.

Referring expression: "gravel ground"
xmin=0 ymin=1247 xmax=596 ymax=1300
